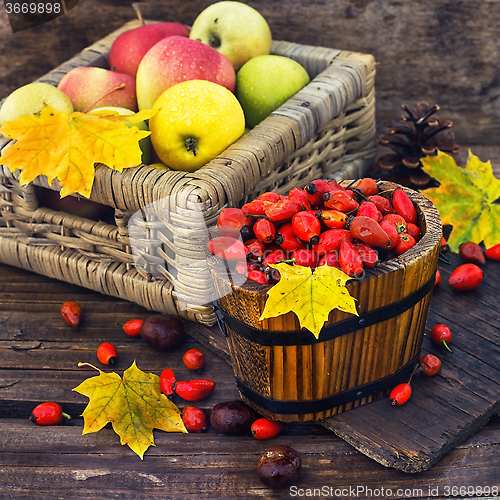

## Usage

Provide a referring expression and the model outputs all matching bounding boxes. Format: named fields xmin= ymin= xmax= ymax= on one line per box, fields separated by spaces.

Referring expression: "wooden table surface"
xmin=1 ymin=146 xmax=500 ymax=499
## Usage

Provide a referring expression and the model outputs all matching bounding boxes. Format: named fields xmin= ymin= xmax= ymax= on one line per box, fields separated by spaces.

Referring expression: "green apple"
xmin=149 ymin=79 xmax=245 ymax=172
xmin=90 ymin=106 xmax=152 ymax=165
xmin=189 ymin=1 xmax=272 ymax=71
xmin=236 ymin=55 xmax=310 ymax=128
xmin=0 ymin=82 xmax=74 ymax=126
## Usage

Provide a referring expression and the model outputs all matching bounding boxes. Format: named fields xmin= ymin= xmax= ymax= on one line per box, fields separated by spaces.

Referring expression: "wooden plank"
xmin=322 ymin=250 xmax=500 ymax=472
xmin=0 ymin=418 xmax=498 ymax=500
xmin=0 ymin=262 xmax=500 ymax=497
xmin=176 ymin=253 xmax=500 ymax=472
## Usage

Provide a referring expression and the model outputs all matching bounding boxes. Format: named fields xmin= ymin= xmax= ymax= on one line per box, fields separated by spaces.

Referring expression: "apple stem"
xmin=209 ymin=36 xmax=221 ymax=49
xmin=185 ymin=138 xmax=198 ymax=156
xmin=132 ymin=2 xmax=145 ymax=25
xmin=82 ymin=83 xmax=126 ymax=114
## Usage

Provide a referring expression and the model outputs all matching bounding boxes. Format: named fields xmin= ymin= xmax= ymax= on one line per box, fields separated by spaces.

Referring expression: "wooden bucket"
xmin=209 ymin=181 xmax=442 ymax=422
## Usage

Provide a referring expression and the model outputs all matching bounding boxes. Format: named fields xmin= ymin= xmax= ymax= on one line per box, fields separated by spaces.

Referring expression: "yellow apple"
xmin=0 ymin=82 xmax=74 ymax=126
xmin=149 ymin=80 xmax=245 ymax=172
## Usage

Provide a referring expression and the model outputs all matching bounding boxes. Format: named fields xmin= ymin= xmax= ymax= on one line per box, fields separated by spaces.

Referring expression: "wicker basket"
xmin=0 ymin=20 xmax=377 ymax=326
xmin=209 ymin=181 xmax=442 ymax=422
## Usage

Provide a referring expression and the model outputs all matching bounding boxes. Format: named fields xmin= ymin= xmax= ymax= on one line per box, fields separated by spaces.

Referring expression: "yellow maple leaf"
xmin=0 ymin=106 xmax=155 ymax=198
xmin=73 ymin=361 xmax=187 ymax=459
xmin=421 ymin=150 xmax=500 ymax=252
xmin=260 ymin=262 xmax=358 ymax=339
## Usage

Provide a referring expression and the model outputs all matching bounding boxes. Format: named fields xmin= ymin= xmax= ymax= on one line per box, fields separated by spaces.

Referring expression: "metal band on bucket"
xmin=235 ymin=355 xmax=421 ymax=415
xmin=213 ymin=271 xmax=436 ymax=346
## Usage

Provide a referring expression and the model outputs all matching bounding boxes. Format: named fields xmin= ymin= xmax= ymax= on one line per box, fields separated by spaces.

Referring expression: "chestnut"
xmin=257 ymin=444 xmax=302 ymax=489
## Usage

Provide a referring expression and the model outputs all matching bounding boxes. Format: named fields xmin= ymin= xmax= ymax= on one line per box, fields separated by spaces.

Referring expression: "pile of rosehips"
xmin=208 ymin=178 xmax=421 ymax=283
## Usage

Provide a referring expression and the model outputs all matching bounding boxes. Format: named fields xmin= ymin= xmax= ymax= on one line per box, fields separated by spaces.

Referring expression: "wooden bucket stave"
xmin=210 ymin=181 xmax=442 ymax=422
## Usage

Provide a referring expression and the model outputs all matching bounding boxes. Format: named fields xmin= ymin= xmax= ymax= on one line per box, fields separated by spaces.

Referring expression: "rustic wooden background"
xmin=1 ymin=0 xmax=500 ymax=146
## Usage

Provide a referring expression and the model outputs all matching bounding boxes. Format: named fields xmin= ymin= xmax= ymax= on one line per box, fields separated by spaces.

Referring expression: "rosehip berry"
xmin=318 ymin=252 xmax=340 ymax=268
xmin=323 ymin=190 xmax=359 ymax=213
xmin=97 ymin=342 xmax=118 ymax=366
xmin=175 ymin=379 xmax=216 ymax=401
xmin=253 ymin=218 xmax=276 ymax=244
xmin=354 ymin=177 xmax=378 ymax=197
xmin=349 ymin=216 xmax=391 ymax=249
xmin=383 ymin=213 xmax=407 ymax=233
xmin=160 ymin=368 xmax=177 ymax=398
xmin=485 ymin=243 xmax=500 ymax=261
xmin=265 ymin=198 xmax=302 ymax=222
xmin=182 ymin=406 xmax=207 ymax=432
xmin=183 ymin=348 xmax=205 ymax=372
xmin=263 ymin=249 xmax=287 ymax=267
xmin=448 ymin=263 xmax=483 ymax=291
xmin=242 ymin=199 xmax=267 ymax=216
xmin=406 ymin=222 xmax=421 ymax=242
xmin=291 ymin=248 xmax=319 ymax=268
xmin=217 ymin=208 xmax=253 ymax=239
xmin=304 ymin=179 xmax=333 ymax=206
xmin=440 ymin=236 xmax=449 ymax=252
xmin=292 ymin=211 xmax=321 ymax=245
xmin=394 ymin=233 xmax=417 ymax=256
xmin=390 ymin=383 xmax=412 ymax=406
xmin=30 ymin=402 xmax=70 ymax=426
xmin=119 ymin=318 xmax=143 ymax=337
xmin=379 ymin=219 xmax=399 ymax=250
xmin=353 ymin=242 xmax=380 ymax=268
xmin=430 ymin=324 xmax=452 ymax=352
xmin=251 ymin=418 xmax=284 ymax=440
xmin=245 ymin=238 xmax=267 ymax=261
xmin=313 ymin=228 xmax=352 ymax=255
xmin=316 ymin=209 xmax=347 ymax=229
xmin=207 ymin=236 xmax=249 ymax=261
xmin=235 ymin=261 xmax=261 ymax=276
xmin=247 ymin=269 xmax=269 ymax=284
xmin=434 ymin=269 xmax=441 ymax=288
xmin=459 ymin=242 xmax=485 ymax=265
xmin=339 ymin=240 xmax=364 ymax=277
xmin=61 ymin=301 xmax=82 ymax=327
xmin=288 ymin=187 xmax=311 ymax=211
xmin=357 ymin=201 xmax=382 ymax=222
xmin=274 ymin=223 xmax=307 ymax=252
xmin=420 ymin=354 xmax=442 ymax=377
xmin=368 ymin=195 xmax=394 ymax=215
xmin=392 ymin=188 xmax=417 ymax=224
xmin=258 ymin=191 xmax=281 ymax=203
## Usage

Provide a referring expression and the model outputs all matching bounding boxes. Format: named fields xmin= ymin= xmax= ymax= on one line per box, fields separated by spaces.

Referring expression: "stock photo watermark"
xmin=3 ymin=0 xmax=79 ymax=32
xmin=289 ymin=484 xmax=499 ymax=498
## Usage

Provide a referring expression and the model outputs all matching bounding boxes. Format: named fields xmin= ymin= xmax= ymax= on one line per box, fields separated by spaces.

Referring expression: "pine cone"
xmin=375 ymin=102 xmax=460 ymax=188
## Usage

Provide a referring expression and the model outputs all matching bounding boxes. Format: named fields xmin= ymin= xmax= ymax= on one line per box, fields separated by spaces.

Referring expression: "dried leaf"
xmin=0 ymin=107 xmax=155 ymax=198
xmin=421 ymin=150 xmax=500 ymax=252
xmin=73 ymin=361 xmax=187 ymax=459
xmin=260 ymin=262 xmax=358 ymax=339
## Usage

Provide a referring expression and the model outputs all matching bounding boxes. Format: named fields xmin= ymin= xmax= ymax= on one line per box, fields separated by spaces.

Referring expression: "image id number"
xmin=5 ymin=3 xmax=61 ymax=14
xmin=443 ymin=485 xmax=499 ymax=496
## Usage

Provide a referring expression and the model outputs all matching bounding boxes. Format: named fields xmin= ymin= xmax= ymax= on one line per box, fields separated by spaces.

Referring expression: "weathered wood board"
xmin=190 ymin=249 xmax=500 ymax=473
xmin=0 ymin=257 xmax=499 ymax=494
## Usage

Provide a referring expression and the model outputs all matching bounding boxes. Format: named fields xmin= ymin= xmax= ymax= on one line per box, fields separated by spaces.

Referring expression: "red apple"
xmin=57 ymin=67 xmax=137 ymax=112
xmin=109 ymin=22 xmax=190 ymax=78
xmin=136 ymin=36 xmax=236 ymax=110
